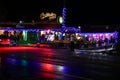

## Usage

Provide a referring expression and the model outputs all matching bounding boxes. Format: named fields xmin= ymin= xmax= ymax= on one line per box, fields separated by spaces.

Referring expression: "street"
xmin=0 ymin=46 xmax=120 ymax=80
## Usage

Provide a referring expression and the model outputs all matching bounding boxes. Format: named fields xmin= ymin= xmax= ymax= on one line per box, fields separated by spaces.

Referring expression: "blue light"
xmin=62 ymin=7 xmax=67 ymax=28
xmin=6 ymin=58 xmax=17 ymax=65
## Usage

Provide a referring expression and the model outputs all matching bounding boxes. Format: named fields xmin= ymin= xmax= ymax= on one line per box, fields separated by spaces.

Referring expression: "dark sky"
xmin=0 ymin=0 xmax=120 ymax=26
xmin=66 ymin=0 xmax=120 ymax=26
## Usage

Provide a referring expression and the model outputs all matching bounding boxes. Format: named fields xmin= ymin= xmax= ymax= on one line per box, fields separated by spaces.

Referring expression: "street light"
xmin=19 ymin=20 xmax=23 ymax=24
xmin=58 ymin=16 xmax=64 ymax=24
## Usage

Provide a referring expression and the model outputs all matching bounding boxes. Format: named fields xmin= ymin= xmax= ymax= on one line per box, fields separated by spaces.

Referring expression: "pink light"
xmin=100 ymin=34 xmax=105 ymax=40
xmin=105 ymin=33 xmax=110 ymax=40
xmin=94 ymin=34 xmax=99 ymax=41
xmin=89 ymin=34 xmax=92 ymax=41
xmin=47 ymin=29 xmax=51 ymax=34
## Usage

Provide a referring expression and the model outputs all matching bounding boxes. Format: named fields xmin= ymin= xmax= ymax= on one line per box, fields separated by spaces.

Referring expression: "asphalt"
xmin=0 ymin=46 xmax=120 ymax=80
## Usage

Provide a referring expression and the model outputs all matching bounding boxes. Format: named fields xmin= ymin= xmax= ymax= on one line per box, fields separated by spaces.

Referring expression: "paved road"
xmin=0 ymin=46 xmax=120 ymax=80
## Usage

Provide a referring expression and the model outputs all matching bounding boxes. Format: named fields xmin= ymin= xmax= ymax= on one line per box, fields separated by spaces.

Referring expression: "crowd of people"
xmin=69 ymin=34 xmax=117 ymax=52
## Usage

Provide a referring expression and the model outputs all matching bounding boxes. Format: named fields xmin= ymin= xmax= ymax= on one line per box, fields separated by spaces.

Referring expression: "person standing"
xmin=70 ymin=34 xmax=75 ymax=52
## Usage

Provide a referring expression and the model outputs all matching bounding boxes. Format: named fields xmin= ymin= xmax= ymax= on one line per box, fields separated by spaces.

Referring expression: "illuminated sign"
xmin=40 ymin=12 xmax=56 ymax=20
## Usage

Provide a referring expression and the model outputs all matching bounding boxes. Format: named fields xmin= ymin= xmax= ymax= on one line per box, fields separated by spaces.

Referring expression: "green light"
xmin=23 ymin=30 xmax=27 ymax=41
xmin=21 ymin=60 xmax=28 ymax=66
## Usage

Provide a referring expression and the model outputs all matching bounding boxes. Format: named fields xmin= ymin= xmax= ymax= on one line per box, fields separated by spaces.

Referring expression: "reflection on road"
xmin=1 ymin=56 xmax=87 ymax=79
xmin=0 ymin=55 xmax=119 ymax=80
xmin=0 ymin=47 xmax=120 ymax=80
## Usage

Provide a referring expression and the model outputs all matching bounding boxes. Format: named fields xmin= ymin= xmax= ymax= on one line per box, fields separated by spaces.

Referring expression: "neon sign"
xmin=40 ymin=12 xmax=56 ymax=20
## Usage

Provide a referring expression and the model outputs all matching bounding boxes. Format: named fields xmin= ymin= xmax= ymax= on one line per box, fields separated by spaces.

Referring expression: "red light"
xmin=7 ymin=39 xmax=10 ymax=41
xmin=42 ymin=63 xmax=54 ymax=72
xmin=0 ymin=39 xmax=10 ymax=45
xmin=40 ymin=73 xmax=54 ymax=79
xmin=40 ymin=63 xmax=54 ymax=78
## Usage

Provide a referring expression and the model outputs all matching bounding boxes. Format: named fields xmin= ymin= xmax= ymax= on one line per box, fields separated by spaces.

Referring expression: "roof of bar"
xmin=0 ymin=21 xmax=61 ymax=29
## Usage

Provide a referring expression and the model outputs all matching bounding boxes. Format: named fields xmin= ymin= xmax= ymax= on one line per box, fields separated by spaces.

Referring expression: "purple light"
xmin=105 ymin=33 xmax=109 ymax=39
xmin=94 ymin=34 xmax=99 ymax=41
xmin=62 ymin=7 xmax=66 ymax=28
xmin=89 ymin=34 xmax=92 ymax=41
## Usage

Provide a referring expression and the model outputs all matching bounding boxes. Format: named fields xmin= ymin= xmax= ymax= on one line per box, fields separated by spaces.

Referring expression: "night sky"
xmin=0 ymin=0 xmax=120 ymax=26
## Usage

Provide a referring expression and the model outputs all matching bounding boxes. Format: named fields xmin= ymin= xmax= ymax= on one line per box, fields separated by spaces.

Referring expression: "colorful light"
xmin=57 ymin=65 xmax=64 ymax=72
xmin=47 ymin=34 xmax=54 ymax=41
xmin=21 ymin=59 xmax=28 ymax=66
xmin=40 ymin=12 xmax=56 ymax=20
xmin=7 ymin=58 xmax=17 ymax=65
xmin=89 ymin=34 xmax=92 ymax=41
xmin=105 ymin=33 xmax=110 ymax=40
xmin=0 ymin=30 xmax=4 ymax=35
xmin=23 ymin=30 xmax=27 ymax=41
xmin=47 ymin=29 xmax=50 ymax=34
xmin=41 ymin=63 xmax=54 ymax=72
xmin=41 ymin=31 xmax=45 ymax=35
xmin=62 ymin=7 xmax=66 ymax=28
xmin=94 ymin=34 xmax=99 ymax=41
